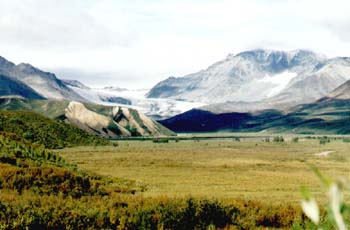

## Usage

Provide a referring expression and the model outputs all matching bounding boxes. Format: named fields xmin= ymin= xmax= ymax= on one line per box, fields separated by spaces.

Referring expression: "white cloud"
xmin=1 ymin=0 xmax=350 ymax=88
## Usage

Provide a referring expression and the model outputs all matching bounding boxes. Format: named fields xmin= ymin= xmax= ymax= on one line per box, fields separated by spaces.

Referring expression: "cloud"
xmin=1 ymin=0 xmax=350 ymax=88
xmin=50 ymin=67 xmax=149 ymax=89
xmin=288 ymin=0 xmax=350 ymax=43
xmin=0 ymin=0 xmax=138 ymax=50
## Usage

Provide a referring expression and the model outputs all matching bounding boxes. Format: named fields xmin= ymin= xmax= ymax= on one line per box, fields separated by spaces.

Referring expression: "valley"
xmin=1 ymin=49 xmax=350 ymax=229
xmin=2 ymin=0 xmax=350 ymax=228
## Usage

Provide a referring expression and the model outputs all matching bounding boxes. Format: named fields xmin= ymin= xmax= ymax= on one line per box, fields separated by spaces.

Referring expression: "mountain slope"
xmin=0 ymin=98 xmax=175 ymax=137
xmin=0 ymin=74 xmax=44 ymax=99
xmin=148 ymin=49 xmax=350 ymax=111
xmin=0 ymin=56 xmax=85 ymax=101
xmin=160 ymin=82 xmax=350 ymax=134
xmin=327 ymin=79 xmax=350 ymax=99
xmin=160 ymin=105 xmax=350 ymax=134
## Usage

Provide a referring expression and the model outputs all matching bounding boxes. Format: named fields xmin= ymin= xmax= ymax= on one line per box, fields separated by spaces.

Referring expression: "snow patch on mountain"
xmin=258 ymin=71 xmax=297 ymax=97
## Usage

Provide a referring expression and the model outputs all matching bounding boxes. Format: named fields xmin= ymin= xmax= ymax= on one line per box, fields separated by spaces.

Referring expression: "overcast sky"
xmin=1 ymin=0 xmax=350 ymax=89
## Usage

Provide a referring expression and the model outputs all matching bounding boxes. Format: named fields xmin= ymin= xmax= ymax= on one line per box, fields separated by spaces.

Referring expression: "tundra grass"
xmin=57 ymin=138 xmax=350 ymax=204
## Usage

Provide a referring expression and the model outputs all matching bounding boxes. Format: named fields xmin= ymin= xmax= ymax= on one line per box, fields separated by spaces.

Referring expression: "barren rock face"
xmin=65 ymin=101 xmax=131 ymax=138
xmin=63 ymin=101 xmax=175 ymax=138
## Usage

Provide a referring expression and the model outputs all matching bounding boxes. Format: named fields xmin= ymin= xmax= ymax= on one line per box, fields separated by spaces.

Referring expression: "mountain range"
xmin=1 ymin=49 xmax=350 ymax=135
xmin=148 ymin=49 xmax=350 ymax=112
xmin=0 ymin=55 xmax=177 ymax=137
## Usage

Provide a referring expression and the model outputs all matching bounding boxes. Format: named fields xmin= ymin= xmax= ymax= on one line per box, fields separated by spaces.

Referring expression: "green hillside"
xmin=0 ymin=98 xmax=70 ymax=119
xmin=0 ymin=110 xmax=109 ymax=149
xmin=0 ymin=132 xmax=148 ymax=229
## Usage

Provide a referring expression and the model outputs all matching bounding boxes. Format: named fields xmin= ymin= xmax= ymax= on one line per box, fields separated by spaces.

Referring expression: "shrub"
xmin=319 ymin=136 xmax=330 ymax=145
xmin=197 ymin=200 xmax=232 ymax=229
xmin=152 ymin=139 xmax=169 ymax=143
xmin=273 ymin=136 xmax=284 ymax=142
xmin=233 ymin=137 xmax=240 ymax=142
xmin=292 ymin=137 xmax=299 ymax=143
xmin=342 ymin=137 xmax=350 ymax=143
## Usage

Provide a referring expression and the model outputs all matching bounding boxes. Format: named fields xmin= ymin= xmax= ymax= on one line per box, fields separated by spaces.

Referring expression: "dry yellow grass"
xmin=57 ymin=137 xmax=350 ymax=204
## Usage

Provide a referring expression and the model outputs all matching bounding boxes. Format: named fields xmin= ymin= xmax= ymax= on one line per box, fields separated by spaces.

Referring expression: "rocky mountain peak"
xmin=147 ymin=49 xmax=350 ymax=110
xmin=0 ymin=56 xmax=15 ymax=69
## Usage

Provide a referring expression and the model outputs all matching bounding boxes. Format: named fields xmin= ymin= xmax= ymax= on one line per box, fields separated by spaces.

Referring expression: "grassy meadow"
xmin=1 ymin=132 xmax=349 ymax=229
xmin=57 ymin=135 xmax=350 ymax=204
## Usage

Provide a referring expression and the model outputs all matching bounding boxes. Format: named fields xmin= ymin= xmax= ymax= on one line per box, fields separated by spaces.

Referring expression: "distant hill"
xmin=0 ymin=110 xmax=109 ymax=149
xmin=0 ymin=98 xmax=175 ymax=138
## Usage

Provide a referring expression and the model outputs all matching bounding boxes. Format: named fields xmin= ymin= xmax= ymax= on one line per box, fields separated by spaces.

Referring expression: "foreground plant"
xmin=300 ymin=167 xmax=349 ymax=229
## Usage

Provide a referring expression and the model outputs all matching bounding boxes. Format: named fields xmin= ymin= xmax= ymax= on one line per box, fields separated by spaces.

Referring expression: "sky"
xmin=0 ymin=0 xmax=350 ymax=89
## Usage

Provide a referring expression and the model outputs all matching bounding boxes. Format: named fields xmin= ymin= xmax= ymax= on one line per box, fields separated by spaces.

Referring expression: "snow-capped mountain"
xmin=0 ymin=56 xmax=85 ymax=101
xmin=147 ymin=49 xmax=350 ymax=111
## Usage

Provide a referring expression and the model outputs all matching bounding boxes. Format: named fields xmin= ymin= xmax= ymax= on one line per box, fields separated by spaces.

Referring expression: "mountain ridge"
xmin=0 ymin=56 xmax=85 ymax=101
xmin=0 ymin=74 xmax=45 ymax=99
